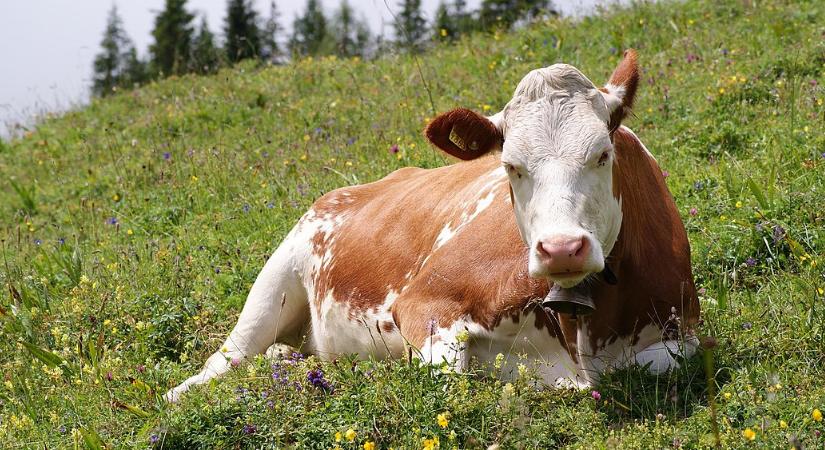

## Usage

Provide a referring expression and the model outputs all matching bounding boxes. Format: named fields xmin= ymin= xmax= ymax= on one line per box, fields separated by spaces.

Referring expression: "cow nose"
xmin=537 ymin=236 xmax=589 ymax=274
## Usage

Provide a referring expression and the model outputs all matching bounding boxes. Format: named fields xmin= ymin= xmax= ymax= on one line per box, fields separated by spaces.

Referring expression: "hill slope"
xmin=1 ymin=0 xmax=824 ymax=447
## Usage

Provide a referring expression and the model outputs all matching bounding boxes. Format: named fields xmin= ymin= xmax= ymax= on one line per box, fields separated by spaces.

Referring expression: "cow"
xmin=166 ymin=50 xmax=700 ymax=402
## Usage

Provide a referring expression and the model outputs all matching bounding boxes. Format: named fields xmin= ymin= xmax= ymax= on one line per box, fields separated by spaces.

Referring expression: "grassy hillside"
xmin=1 ymin=0 xmax=824 ymax=447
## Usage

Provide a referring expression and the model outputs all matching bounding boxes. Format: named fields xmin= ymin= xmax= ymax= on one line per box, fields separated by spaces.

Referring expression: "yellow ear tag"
xmin=448 ymin=127 xmax=467 ymax=151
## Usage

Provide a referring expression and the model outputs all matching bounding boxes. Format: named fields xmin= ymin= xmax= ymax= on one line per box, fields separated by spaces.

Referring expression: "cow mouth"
xmin=547 ymin=271 xmax=587 ymax=288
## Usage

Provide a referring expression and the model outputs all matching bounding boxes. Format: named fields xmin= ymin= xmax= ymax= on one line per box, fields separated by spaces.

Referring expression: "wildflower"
xmin=723 ymin=392 xmax=732 ymax=400
xmin=502 ymin=382 xmax=515 ymax=396
xmin=221 ymin=346 xmax=228 ymax=353
xmin=136 ymin=364 xmax=145 ymax=373
xmin=662 ymin=170 xmax=669 ymax=178
xmin=735 ymin=201 xmax=742 ymax=208
xmin=814 ymin=408 xmax=823 ymax=422
xmin=423 ymin=436 xmax=440 ymax=450
xmin=163 ymin=152 xmax=171 ymax=160
xmin=242 ymin=204 xmax=251 ymax=213
xmin=742 ymin=428 xmax=756 ymax=441
xmin=345 ymin=428 xmax=357 ymax=442
xmin=591 ymin=390 xmax=602 ymax=401
xmin=112 ymin=193 xmax=120 ymax=201
xmin=335 ymin=432 xmax=342 ymax=442
xmin=307 ymin=368 xmax=332 ymax=391
xmin=230 ymin=358 xmax=241 ymax=368
xmin=34 ymin=239 xmax=42 ymax=245
xmin=149 ymin=434 xmax=159 ymax=444
xmin=745 ymin=257 xmax=757 ymax=267
xmin=440 ymin=28 xmax=447 ymax=37
xmin=106 ymin=217 xmax=118 ymax=225
xmin=689 ymin=207 xmax=698 ymax=216
xmin=437 ymin=412 xmax=450 ymax=428
xmin=127 ymin=229 xmax=133 ymax=236
xmin=242 ymin=424 xmax=256 ymax=434
xmin=779 ymin=420 xmax=788 ymax=428
xmin=364 ymin=441 xmax=376 ymax=450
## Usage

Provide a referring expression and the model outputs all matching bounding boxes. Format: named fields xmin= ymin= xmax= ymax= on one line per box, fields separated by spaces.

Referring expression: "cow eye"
xmin=597 ymin=151 xmax=610 ymax=167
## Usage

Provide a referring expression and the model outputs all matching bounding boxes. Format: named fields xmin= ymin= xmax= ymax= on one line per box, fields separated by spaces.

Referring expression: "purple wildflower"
xmin=136 ymin=364 xmax=145 ymax=373
xmin=214 ymin=267 xmax=221 ymax=274
xmin=698 ymin=287 xmax=706 ymax=295
xmin=741 ymin=322 xmax=752 ymax=330
xmin=262 ymin=151 xmax=269 ymax=158
xmin=242 ymin=424 xmax=257 ymax=435
xmin=163 ymin=152 xmax=171 ymax=160
xmin=745 ymin=257 xmax=757 ymax=267
xmin=149 ymin=434 xmax=159 ymax=444
xmin=106 ymin=371 xmax=113 ymax=381
xmin=662 ymin=170 xmax=670 ymax=178
xmin=106 ymin=217 xmax=118 ymax=225
xmin=307 ymin=368 xmax=332 ymax=391
xmin=242 ymin=204 xmax=250 ymax=213
xmin=57 ymin=237 xmax=65 ymax=245
xmin=34 ymin=239 xmax=42 ymax=245
xmin=591 ymin=390 xmax=601 ymax=401
xmin=230 ymin=357 xmax=241 ymax=368
xmin=347 ymin=137 xmax=357 ymax=146
xmin=689 ymin=207 xmax=698 ymax=216
xmin=426 ymin=318 xmax=438 ymax=336
xmin=772 ymin=225 xmax=786 ymax=243
xmin=390 ymin=144 xmax=399 ymax=154
xmin=755 ymin=222 xmax=764 ymax=232
xmin=266 ymin=202 xmax=275 ymax=209
xmin=59 ymin=425 xmax=67 ymax=434
xmin=693 ymin=181 xmax=704 ymax=191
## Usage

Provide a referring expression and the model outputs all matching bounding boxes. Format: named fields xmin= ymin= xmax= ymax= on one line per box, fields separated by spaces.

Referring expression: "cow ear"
xmin=601 ymin=49 xmax=639 ymax=133
xmin=425 ymin=108 xmax=503 ymax=160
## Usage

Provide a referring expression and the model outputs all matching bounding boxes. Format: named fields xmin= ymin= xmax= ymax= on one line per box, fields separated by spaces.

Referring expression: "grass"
xmin=1 ymin=0 xmax=824 ymax=447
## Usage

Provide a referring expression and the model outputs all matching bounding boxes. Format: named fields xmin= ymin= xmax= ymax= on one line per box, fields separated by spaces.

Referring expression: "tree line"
xmin=92 ymin=0 xmax=554 ymax=97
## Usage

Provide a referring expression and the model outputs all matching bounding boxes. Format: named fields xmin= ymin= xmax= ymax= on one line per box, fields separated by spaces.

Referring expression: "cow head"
xmin=426 ymin=50 xmax=639 ymax=288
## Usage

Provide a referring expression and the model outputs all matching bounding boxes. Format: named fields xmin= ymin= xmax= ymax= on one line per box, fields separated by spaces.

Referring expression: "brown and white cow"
xmin=167 ymin=50 xmax=700 ymax=402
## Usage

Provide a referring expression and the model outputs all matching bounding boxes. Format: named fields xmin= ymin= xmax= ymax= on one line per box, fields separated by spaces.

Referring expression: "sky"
xmin=0 ymin=0 xmax=607 ymax=138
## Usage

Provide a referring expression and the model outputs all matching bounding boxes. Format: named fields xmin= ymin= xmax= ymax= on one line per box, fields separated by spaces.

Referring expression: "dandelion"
xmin=345 ymin=428 xmax=357 ymax=442
xmin=335 ymin=432 xmax=342 ymax=442
xmin=723 ymin=392 xmax=732 ymax=400
xmin=742 ymin=428 xmax=756 ymax=441
xmin=779 ymin=420 xmax=788 ymax=428
xmin=814 ymin=408 xmax=823 ymax=422
xmin=437 ymin=412 xmax=450 ymax=428
xmin=127 ymin=229 xmax=133 ymax=235
xmin=364 ymin=441 xmax=376 ymax=450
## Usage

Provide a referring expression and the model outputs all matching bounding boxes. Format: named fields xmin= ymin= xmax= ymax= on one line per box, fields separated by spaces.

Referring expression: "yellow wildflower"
xmin=779 ymin=420 xmax=787 ymax=429
xmin=723 ymin=392 xmax=732 ymax=400
xmin=364 ymin=442 xmax=376 ymax=450
xmin=735 ymin=201 xmax=742 ymax=208
xmin=437 ymin=412 xmax=450 ymax=428
xmin=345 ymin=428 xmax=357 ymax=442
xmin=335 ymin=431 xmax=342 ymax=442
xmin=813 ymin=408 xmax=823 ymax=422
xmin=440 ymin=29 xmax=447 ymax=37
xmin=742 ymin=428 xmax=756 ymax=441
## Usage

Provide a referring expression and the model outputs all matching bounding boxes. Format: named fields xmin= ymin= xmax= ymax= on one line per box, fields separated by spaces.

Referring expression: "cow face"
xmin=426 ymin=51 xmax=639 ymax=288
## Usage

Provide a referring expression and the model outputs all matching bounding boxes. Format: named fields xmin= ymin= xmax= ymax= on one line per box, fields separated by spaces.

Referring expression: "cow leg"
xmin=165 ymin=226 xmax=311 ymax=402
xmin=414 ymin=320 xmax=471 ymax=372
xmin=634 ymin=334 xmax=699 ymax=375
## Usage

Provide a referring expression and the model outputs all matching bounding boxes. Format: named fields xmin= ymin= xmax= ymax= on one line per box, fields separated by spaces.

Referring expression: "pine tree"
xmin=149 ymin=0 xmax=195 ymax=76
xmin=93 ymin=6 xmax=144 ymax=96
xmin=224 ymin=0 xmax=261 ymax=62
xmin=190 ymin=16 xmax=222 ymax=73
xmin=479 ymin=0 xmax=554 ymax=30
xmin=260 ymin=1 xmax=283 ymax=63
xmin=289 ymin=0 xmax=329 ymax=57
xmin=331 ymin=0 xmax=370 ymax=57
xmin=433 ymin=2 xmax=456 ymax=41
xmin=395 ymin=0 xmax=427 ymax=52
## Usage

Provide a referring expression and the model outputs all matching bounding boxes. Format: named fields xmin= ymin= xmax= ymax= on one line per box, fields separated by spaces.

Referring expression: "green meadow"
xmin=1 ymin=0 xmax=823 ymax=447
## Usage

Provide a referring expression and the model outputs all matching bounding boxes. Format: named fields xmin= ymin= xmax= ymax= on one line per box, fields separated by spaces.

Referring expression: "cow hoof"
xmin=265 ymin=343 xmax=299 ymax=359
xmin=554 ymin=377 xmax=591 ymax=390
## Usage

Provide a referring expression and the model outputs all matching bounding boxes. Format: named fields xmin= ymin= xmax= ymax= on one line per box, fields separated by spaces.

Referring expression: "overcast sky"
xmin=0 ymin=0 xmax=607 ymax=137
